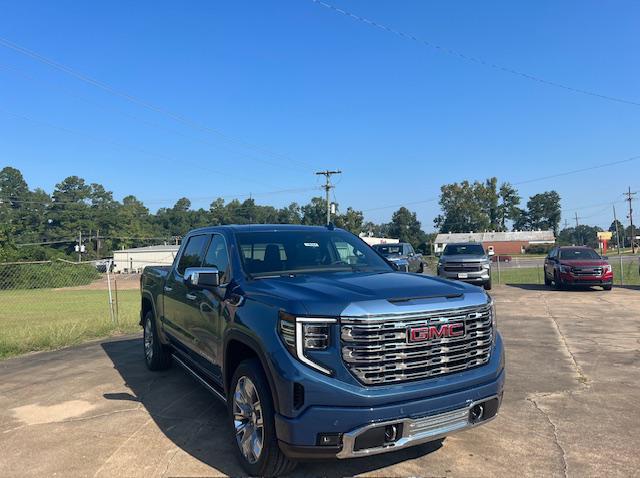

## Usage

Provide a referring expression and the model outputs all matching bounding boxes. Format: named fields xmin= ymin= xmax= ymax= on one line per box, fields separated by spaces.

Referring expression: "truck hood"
xmin=440 ymin=254 xmax=487 ymax=262
xmin=246 ymin=271 xmax=487 ymax=316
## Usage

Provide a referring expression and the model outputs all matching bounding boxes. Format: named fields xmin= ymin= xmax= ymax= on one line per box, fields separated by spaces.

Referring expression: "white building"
xmin=112 ymin=245 xmax=180 ymax=273
xmin=434 ymin=231 xmax=555 ymax=255
xmin=359 ymin=235 xmax=400 ymax=246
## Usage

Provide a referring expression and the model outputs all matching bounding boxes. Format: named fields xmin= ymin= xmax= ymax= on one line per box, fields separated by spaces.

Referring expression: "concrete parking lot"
xmin=1 ymin=284 xmax=639 ymax=477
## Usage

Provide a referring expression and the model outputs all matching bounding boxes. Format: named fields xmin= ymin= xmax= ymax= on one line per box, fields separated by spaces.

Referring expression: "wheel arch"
xmin=224 ymin=331 xmax=281 ymax=414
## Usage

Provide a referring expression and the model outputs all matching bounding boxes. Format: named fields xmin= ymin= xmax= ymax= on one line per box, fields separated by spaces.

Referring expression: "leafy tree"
xmin=334 ymin=207 xmax=364 ymax=234
xmin=388 ymin=207 xmax=426 ymax=250
xmin=608 ymin=220 xmax=625 ymax=247
xmin=301 ymin=197 xmax=327 ymax=225
xmin=497 ymin=183 xmax=521 ymax=231
xmin=526 ymin=191 xmax=561 ymax=235
xmin=557 ymin=225 xmax=602 ymax=248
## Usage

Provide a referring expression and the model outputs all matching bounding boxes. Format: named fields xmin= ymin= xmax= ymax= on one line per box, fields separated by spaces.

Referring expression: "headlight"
xmin=482 ymin=263 xmax=491 ymax=270
xmin=603 ymin=264 xmax=612 ymax=273
xmin=279 ymin=311 xmax=335 ymax=375
xmin=559 ymin=264 xmax=572 ymax=273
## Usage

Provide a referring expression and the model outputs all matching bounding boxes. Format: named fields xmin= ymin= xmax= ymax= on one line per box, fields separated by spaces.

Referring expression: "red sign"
xmin=408 ymin=323 xmax=465 ymax=342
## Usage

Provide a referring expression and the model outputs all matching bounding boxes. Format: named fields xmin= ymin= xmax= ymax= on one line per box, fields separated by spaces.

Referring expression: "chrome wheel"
xmin=233 ymin=376 xmax=264 ymax=464
xmin=144 ymin=318 xmax=153 ymax=362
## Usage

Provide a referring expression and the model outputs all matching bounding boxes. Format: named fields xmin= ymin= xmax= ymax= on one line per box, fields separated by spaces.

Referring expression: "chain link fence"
xmin=422 ymin=254 xmax=639 ymax=286
xmin=0 ymin=260 xmax=140 ymax=359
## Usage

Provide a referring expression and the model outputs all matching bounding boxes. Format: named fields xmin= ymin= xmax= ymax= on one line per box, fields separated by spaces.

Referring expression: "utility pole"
xmin=624 ymin=187 xmax=636 ymax=253
xmin=613 ymin=204 xmax=624 ymax=285
xmin=78 ymin=230 xmax=82 ymax=262
xmin=574 ymin=212 xmax=579 ymax=228
xmin=315 ymin=170 xmax=342 ymax=225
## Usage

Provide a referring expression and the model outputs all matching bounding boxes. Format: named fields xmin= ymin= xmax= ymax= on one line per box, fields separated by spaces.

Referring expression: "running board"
xmin=172 ymin=353 xmax=227 ymax=403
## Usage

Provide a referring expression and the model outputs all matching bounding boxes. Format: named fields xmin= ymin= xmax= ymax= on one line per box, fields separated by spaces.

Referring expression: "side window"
xmin=203 ymin=234 xmax=231 ymax=283
xmin=333 ymin=240 xmax=366 ymax=265
xmin=548 ymin=248 xmax=557 ymax=259
xmin=176 ymin=235 xmax=208 ymax=275
xmin=406 ymin=244 xmax=414 ymax=255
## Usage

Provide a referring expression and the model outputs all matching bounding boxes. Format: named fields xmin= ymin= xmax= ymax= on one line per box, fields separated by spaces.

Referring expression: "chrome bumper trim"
xmin=336 ymin=395 xmax=499 ymax=459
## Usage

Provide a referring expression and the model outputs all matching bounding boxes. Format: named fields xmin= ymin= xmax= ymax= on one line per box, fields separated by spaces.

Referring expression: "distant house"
xmin=112 ymin=244 xmax=179 ymax=273
xmin=434 ymin=231 xmax=555 ymax=255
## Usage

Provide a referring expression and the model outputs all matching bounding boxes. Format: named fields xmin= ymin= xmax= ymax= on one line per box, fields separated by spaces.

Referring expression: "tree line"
xmin=1 ymin=166 xmax=626 ymax=262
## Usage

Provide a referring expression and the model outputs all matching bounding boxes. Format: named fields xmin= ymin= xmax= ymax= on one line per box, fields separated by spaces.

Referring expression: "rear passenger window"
xmin=177 ymin=235 xmax=208 ymax=275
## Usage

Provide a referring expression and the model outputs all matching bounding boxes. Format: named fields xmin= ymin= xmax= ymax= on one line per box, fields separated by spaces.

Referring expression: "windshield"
xmin=373 ymin=244 xmax=403 ymax=256
xmin=235 ymin=230 xmax=392 ymax=277
xmin=559 ymin=248 xmax=601 ymax=260
xmin=443 ymin=244 xmax=485 ymax=256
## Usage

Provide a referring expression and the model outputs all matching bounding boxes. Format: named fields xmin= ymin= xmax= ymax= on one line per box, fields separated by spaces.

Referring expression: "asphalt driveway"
xmin=1 ymin=285 xmax=639 ymax=477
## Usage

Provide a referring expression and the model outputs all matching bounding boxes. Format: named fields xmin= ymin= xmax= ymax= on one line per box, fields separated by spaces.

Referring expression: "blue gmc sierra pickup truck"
xmin=140 ymin=224 xmax=505 ymax=476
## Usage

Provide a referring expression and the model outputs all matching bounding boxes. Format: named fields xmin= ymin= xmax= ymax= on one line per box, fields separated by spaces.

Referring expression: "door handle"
xmin=186 ymin=293 xmax=197 ymax=301
xmin=164 ymin=286 xmax=173 ymax=292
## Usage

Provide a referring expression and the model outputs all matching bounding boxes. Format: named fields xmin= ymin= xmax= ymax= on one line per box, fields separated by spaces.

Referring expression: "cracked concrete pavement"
xmin=1 ymin=284 xmax=639 ymax=477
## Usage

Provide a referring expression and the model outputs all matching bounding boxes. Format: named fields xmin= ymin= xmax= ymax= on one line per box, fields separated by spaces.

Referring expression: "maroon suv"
xmin=544 ymin=246 xmax=613 ymax=290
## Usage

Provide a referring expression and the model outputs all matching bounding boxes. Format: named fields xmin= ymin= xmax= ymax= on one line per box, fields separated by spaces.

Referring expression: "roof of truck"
xmin=188 ymin=224 xmax=344 ymax=234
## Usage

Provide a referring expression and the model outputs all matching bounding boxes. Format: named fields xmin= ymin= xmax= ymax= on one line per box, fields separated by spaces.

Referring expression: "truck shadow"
xmin=101 ymin=338 xmax=442 ymax=477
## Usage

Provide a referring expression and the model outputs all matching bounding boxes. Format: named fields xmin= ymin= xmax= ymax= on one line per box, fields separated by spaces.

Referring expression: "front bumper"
xmin=274 ymin=338 xmax=505 ymax=459
xmin=559 ymin=272 xmax=613 ymax=286
xmin=438 ymin=269 xmax=490 ymax=283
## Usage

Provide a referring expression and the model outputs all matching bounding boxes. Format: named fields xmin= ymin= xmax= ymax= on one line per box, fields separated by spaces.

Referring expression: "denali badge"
xmin=408 ymin=323 xmax=465 ymax=342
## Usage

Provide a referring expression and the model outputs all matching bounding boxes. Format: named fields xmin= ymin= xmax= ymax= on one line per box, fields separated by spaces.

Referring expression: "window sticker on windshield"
xmin=304 ymin=242 xmax=320 ymax=247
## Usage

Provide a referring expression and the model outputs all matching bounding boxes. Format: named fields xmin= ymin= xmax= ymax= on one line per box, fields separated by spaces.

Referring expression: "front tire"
xmin=483 ymin=279 xmax=492 ymax=290
xmin=143 ymin=310 xmax=172 ymax=371
xmin=603 ymin=284 xmax=613 ymax=291
xmin=228 ymin=359 xmax=296 ymax=477
xmin=553 ymin=272 xmax=565 ymax=290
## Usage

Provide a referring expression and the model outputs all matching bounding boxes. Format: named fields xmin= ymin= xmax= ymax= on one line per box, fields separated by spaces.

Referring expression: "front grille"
xmin=572 ymin=267 xmax=603 ymax=276
xmin=443 ymin=262 xmax=482 ymax=272
xmin=341 ymin=304 xmax=493 ymax=385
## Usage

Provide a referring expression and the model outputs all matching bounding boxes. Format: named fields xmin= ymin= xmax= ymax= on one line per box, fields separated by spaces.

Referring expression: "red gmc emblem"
xmin=408 ymin=323 xmax=465 ymax=343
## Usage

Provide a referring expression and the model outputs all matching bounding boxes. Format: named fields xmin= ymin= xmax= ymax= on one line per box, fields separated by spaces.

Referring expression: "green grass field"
xmin=0 ymin=288 xmax=140 ymax=360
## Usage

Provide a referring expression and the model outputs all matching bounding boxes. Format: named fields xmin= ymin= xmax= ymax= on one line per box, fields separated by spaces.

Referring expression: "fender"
xmin=223 ymin=329 xmax=281 ymax=414
xmin=141 ymin=290 xmax=170 ymax=345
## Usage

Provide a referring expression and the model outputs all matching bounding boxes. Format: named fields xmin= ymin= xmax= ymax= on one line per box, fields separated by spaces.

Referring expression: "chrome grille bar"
xmin=341 ymin=304 xmax=493 ymax=385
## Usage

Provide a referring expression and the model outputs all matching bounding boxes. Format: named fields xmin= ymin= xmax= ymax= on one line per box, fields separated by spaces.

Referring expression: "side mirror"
xmin=184 ymin=267 xmax=220 ymax=288
xmin=601 ymin=255 xmax=608 ymax=260
xmin=487 ymin=250 xmax=495 ymax=256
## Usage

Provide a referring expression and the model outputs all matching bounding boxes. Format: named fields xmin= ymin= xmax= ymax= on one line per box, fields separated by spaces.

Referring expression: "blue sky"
xmin=1 ymin=0 xmax=638 ymax=231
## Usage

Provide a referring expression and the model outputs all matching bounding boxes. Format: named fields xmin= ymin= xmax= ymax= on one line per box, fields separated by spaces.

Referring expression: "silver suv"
xmin=437 ymin=242 xmax=492 ymax=290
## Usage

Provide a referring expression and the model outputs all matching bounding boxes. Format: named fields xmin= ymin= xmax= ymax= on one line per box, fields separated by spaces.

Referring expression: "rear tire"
xmin=143 ymin=310 xmax=172 ymax=371
xmin=228 ymin=359 xmax=296 ymax=477
xmin=418 ymin=262 xmax=425 ymax=274
xmin=544 ymin=273 xmax=551 ymax=286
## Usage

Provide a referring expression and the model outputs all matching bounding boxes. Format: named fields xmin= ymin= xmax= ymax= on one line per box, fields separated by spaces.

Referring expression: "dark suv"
xmin=544 ymin=246 xmax=613 ymax=290
xmin=372 ymin=242 xmax=424 ymax=273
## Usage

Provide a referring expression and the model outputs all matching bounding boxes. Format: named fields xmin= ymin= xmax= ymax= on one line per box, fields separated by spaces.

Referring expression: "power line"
xmin=0 ymin=36 xmax=315 ymax=170
xmin=0 ymin=106 xmax=290 ymax=191
xmin=310 ymin=0 xmax=640 ymax=108
xmin=0 ymin=62 xmax=312 ymax=174
xmin=359 ymin=155 xmax=640 ymax=214
xmin=513 ymin=155 xmax=640 ymax=186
